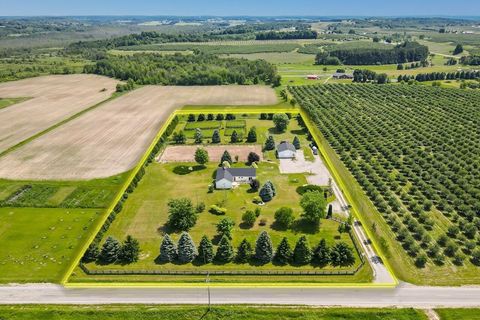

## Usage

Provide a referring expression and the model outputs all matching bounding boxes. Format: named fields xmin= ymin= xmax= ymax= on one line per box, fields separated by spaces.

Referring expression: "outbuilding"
xmin=277 ymin=141 xmax=297 ymax=159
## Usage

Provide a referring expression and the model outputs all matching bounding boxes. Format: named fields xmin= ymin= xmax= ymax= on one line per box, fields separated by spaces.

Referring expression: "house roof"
xmin=277 ymin=141 xmax=296 ymax=153
xmin=215 ymin=167 xmax=256 ymax=182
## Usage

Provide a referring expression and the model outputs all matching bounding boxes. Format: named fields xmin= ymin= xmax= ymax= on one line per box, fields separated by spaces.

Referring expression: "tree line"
xmin=397 ymin=70 xmax=480 ymax=83
xmin=83 ymin=52 xmax=281 ymax=86
xmin=255 ymin=30 xmax=318 ymax=40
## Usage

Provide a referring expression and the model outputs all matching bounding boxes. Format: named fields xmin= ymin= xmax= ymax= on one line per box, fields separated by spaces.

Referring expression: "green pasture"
xmin=436 ymin=309 xmax=480 ymax=320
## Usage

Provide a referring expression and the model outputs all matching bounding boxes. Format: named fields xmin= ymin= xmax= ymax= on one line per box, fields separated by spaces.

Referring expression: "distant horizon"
xmin=0 ymin=15 xmax=480 ymax=19
xmin=1 ymin=0 xmax=479 ymax=17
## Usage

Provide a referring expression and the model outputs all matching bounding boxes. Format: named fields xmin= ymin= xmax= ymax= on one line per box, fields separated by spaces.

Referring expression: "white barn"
xmin=277 ymin=141 xmax=296 ymax=159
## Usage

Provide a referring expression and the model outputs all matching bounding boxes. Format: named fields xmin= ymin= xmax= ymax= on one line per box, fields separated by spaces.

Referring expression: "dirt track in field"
xmin=0 ymin=85 xmax=277 ymax=180
xmin=159 ymin=145 xmax=263 ymax=163
xmin=0 ymin=75 xmax=118 ymax=153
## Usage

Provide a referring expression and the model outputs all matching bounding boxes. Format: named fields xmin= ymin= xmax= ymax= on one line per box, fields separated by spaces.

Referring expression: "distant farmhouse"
xmin=333 ymin=72 xmax=354 ymax=80
xmin=215 ymin=167 xmax=256 ymax=189
xmin=306 ymin=74 xmax=319 ymax=80
xmin=277 ymin=141 xmax=297 ymax=159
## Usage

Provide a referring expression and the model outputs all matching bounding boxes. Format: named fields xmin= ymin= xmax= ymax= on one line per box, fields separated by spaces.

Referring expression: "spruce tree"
xmin=265 ymin=180 xmax=276 ymax=197
xmin=159 ymin=234 xmax=177 ymax=263
xmin=255 ymin=231 xmax=273 ymax=264
xmin=313 ymin=239 xmax=331 ymax=266
xmin=99 ymin=236 xmax=121 ymax=264
xmin=274 ymin=237 xmax=293 ymax=265
xmin=230 ymin=130 xmax=239 ymax=143
xmin=119 ymin=235 xmax=140 ymax=263
xmin=236 ymin=238 xmax=253 ymax=263
xmin=220 ymin=150 xmax=232 ymax=165
xmin=247 ymin=127 xmax=257 ymax=142
xmin=293 ymin=235 xmax=312 ymax=265
xmin=215 ymin=235 xmax=234 ymax=263
xmin=194 ymin=128 xmax=202 ymax=144
xmin=292 ymin=136 xmax=301 ymax=150
xmin=82 ymin=242 xmax=99 ymax=263
xmin=198 ymin=235 xmax=214 ymax=264
xmin=259 ymin=183 xmax=274 ymax=202
xmin=177 ymin=232 xmax=198 ymax=263
xmin=326 ymin=204 xmax=333 ymax=219
xmin=330 ymin=242 xmax=356 ymax=267
xmin=264 ymin=135 xmax=275 ymax=150
xmin=212 ymin=130 xmax=221 ymax=143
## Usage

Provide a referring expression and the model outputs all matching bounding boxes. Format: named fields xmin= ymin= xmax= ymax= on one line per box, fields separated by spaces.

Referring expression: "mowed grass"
xmin=0 ymin=207 xmax=102 ymax=283
xmin=0 ymin=305 xmax=427 ymax=320
xmin=435 ymin=309 xmax=480 ymax=320
xmin=80 ymin=161 xmax=367 ymax=281
xmin=0 ymin=97 xmax=29 ymax=110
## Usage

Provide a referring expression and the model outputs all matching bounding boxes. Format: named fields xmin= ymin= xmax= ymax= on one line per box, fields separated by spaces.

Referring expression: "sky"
xmin=1 ymin=0 xmax=479 ymax=17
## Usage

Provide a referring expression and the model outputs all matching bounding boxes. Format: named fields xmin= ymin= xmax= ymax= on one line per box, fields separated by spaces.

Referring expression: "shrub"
xmin=255 ymin=231 xmax=273 ymax=264
xmin=216 ymin=114 xmax=224 ymax=121
xmin=264 ymin=135 xmax=275 ymax=150
xmin=159 ymin=234 xmax=177 ymax=263
xmin=236 ymin=238 xmax=253 ymax=263
xmin=471 ymin=249 xmax=480 ymax=266
xmin=247 ymin=127 xmax=257 ymax=142
xmin=242 ymin=210 xmax=257 ymax=227
xmin=296 ymin=185 xmax=324 ymax=195
xmin=215 ymin=235 xmax=234 ymax=263
xmin=247 ymin=152 xmax=260 ymax=164
xmin=252 ymin=196 xmax=263 ymax=204
xmin=209 ymin=204 xmax=227 ymax=215
xmin=197 ymin=114 xmax=205 ymax=121
xmin=194 ymin=128 xmax=202 ymax=144
xmin=293 ymin=235 xmax=312 ymax=265
xmin=197 ymin=235 xmax=213 ymax=264
xmin=230 ymin=130 xmax=240 ymax=143
xmin=249 ymin=178 xmax=260 ymax=191
xmin=274 ymin=207 xmax=294 ymax=229
xmin=173 ymin=131 xmax=186 ymax=144
xmin=274 ymin=237 xmax=293 ymax=265
xmin=292 ymin=136 xmax=301 ymax=149
xmin=415 ymin=253 xmax=428 ymax=268
xmin=196 ymin=202 xmax=205 ymax=213
xmin=211 ymin=130 xmax=221 ymax=143
xmin=177 ymin=232 xmax=198 ymax=263
xmin=167 ymin=198 xmax=197 ymax=231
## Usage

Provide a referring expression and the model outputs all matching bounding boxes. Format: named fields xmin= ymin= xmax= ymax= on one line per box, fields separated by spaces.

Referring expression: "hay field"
xmin=0 ymin=75 xmax=118 ymax=153
xmin=0 ymin=85 xmax=277 ymax=180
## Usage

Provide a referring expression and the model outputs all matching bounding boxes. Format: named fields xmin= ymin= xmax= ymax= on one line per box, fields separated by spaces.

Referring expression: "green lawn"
xmin=81 ymin=162 xmax=363 ymax=273
xmin=436 ymin=309 xmax=480 ymax=320
xmin=0 ymin=97 xmax=30 ymax=110
xmin=0 ymin=207 xmax=102 ymax=283
xmin=0 ymin=305 xmax=427 ymax=320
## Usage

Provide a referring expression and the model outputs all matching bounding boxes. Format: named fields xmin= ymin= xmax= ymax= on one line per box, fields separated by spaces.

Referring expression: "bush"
xmin=242 ymin=210 xmax=257 ymax=227
xmin=209 ymin=204 xmax=227 ymax=215
xmin=196 ymin=202 xmax=205 ymax=213
xmin=274 ymin=207 xmax=294 ymax=229
xmin=296 ymin=185 xmax=324 ymax=195
xmin=252 ymin=196 xmax=263 ymax=204
xmin=247 ymin=127 xmax=257 ymax=142
xmin=255 ymin=231 xmax=273 ymax=264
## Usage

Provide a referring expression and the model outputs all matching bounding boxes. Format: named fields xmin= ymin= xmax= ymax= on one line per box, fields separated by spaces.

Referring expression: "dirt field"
xmin=159 ymin=145 xmax=263 ymax=163
xmin=0 ymin=75 xmax=118 ymax=153
xmin=0 ymin=85 xmax=276 ymax=180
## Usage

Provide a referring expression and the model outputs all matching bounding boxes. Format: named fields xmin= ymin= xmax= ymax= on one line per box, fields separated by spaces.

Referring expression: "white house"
xmin=215 ymin=167 xmax=257 ymax=189
xmin=277 ymin=141 xmax=297 ymax=159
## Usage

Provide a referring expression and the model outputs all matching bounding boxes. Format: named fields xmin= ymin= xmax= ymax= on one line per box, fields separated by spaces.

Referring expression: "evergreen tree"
xmin=82 ymin=242 xmax=100 ymax=263
xmin=159 ymin=234 xmax=177 ymax=263
xmin=177 ymin=232 xmax=198 ymax=263
xmin=207 ymin=113 xmax=215 ymax=121
xmin=99 ymin=236 xmax=121 ymax=264
xmin=119 ymin=235 xmax=140 ymax=263
xmin=274 ymin=237 xmax=293 ymax=265
xmin=330 ymin=242 xmax=356 ymax=267
xmin=197 ymin=114 xmax=205 ymax=121
xmin=194 ymin=148 xmax=209 ymax=166
xmin=259 ymin=182 xmax=274 ymax=202
xmin=293 ymin=235 xmax=312 ymax=265
xmin=188 ymin=114 xmax=195 ymax=122
xmin=313 ymin=239 xmax=331 ymax=266
xmin=453 ymin=44 xmax=464 ymax=55
xmin=216 ymin=217 xmax=235 ymax=240
xmin=230 ymin=130 xmax=239 ymax=143
xmin=292 ymin=136 xmax=301 ymax=150
xmin=264 ymin=135 xmax=275 ymax=151
xmin=265 ymin=180 xmax=276 ymax=197
xmin=236 ymin=238 xmax=253 ymax=263
xmin=247 ymin=127 xmax=257 ymax=142
xmin=173 ymin=131 xmax=186 ymax=144
xmin=194 ymin=128 xmax=203 ymax=144
xmin=326 ymin=204 xmax=333 ymax=219
xmin=197 ymin=235 xmax=214 ymax=264
xmin=215 ymin=235 xmax=234 ymax=263
xmin=220 ymin=150 xmax=232 ymax=165
xmin=211 ymin=130 xmax=221 ymax=143
xmin=255 ymin=231 xmax=273 ymax=264
xmin=249 ymin=178 xmax=260 ymax=191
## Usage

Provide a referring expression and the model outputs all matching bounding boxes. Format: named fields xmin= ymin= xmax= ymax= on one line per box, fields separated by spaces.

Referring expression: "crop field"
xmin=0 ymin=207 xmax=102 ymax=283
xmin=0 ymin=85 xmax=277 ymax=180
xmin=119 ymin=43 xmax=301 ymax=54
xmin=0 ymin=74 xmax=118 ymax=153
xmin=0 ymin=305 xmax=428 ymax=320
xmin=290 ymin=84 xmax=480 ymax=285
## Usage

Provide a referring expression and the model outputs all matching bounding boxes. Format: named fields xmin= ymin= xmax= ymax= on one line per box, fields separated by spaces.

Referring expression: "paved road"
xmin=1 ymin=283 xmax=480 ymax=307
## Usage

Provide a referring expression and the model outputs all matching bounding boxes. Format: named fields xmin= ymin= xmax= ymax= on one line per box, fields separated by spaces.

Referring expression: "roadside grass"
xmin=77 ymin=161 xmax=367 ymax=281
xmin=435 ymin=309 xmax=480 ymax=320
xmin=0 ymin=97 xmax=30 ymax=110
xmin=306 ymin=113 xmax=480 ymax=286
xmin=0 ymin=305 xmax=427 ymax=320
xmin=0 ymin=207 xmax=102 ymax=283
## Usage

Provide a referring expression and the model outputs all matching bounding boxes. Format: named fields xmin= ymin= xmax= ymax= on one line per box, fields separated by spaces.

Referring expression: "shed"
xmin=277 ymin=141 xmax=297 ymax=159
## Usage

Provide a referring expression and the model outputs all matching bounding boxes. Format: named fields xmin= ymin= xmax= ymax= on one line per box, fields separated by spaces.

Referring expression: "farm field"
xmin=0 ymin=75 xmax=118 ymax=153
xmin=0 ymin=207 xmax=102 ymax=283
xmin=0 ymin=85 xmax=277 ymax=181
xmin=0 ymin=305 xmax=428 ymax=320
xmin=77 ymin=161 xmax=367 ymax=282
xmin=290 ymin=84 xmax=480 ymax=285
